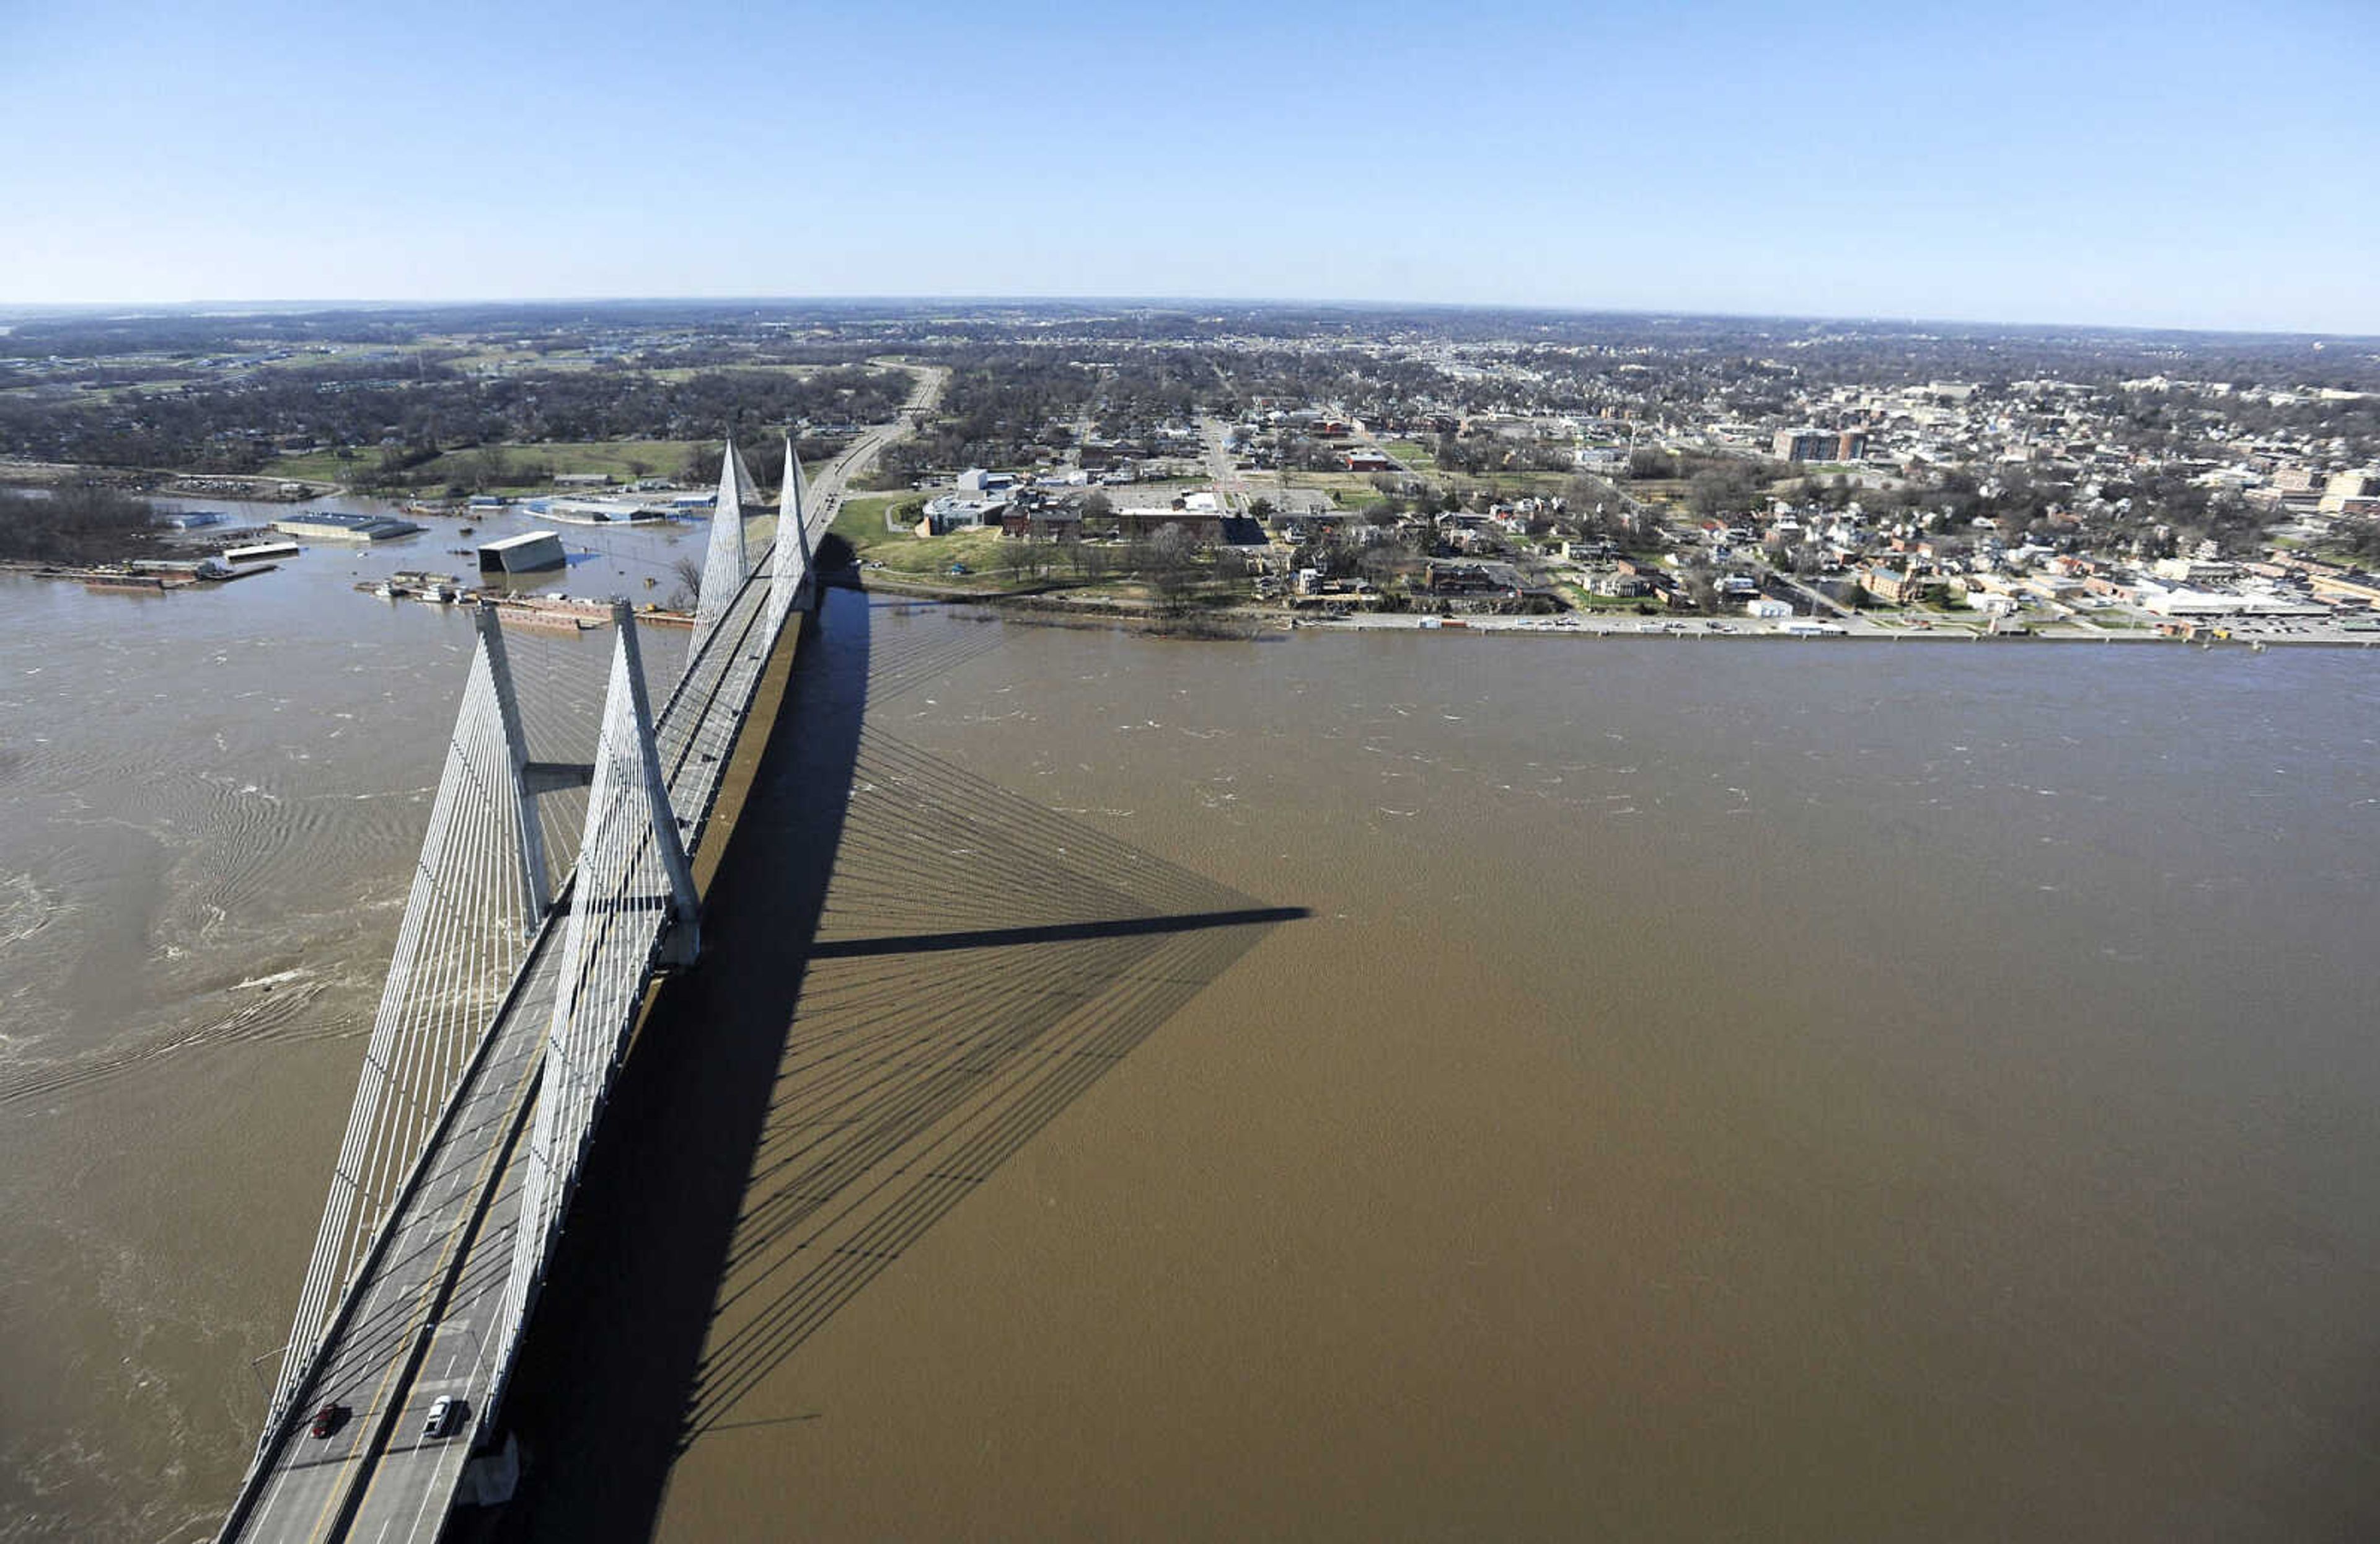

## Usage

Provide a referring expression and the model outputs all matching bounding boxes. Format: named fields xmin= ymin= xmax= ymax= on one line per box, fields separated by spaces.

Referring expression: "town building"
xmin=272 ymin=512 xmax=426 ymax=542
xmin=1772 ymin=428 xmax=1869 ymax=463
xmin=476 ymin=530 xmax=566 ymax=574
xmin=2319 ymin=470 xmax=2380 ymax=513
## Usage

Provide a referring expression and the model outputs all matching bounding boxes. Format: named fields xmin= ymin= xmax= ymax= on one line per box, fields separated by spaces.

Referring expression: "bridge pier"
xmin=477 ymin=602 xmax=554 ymax=926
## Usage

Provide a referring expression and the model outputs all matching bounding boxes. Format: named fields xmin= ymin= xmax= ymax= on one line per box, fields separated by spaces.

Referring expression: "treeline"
xmin=876 ymin=353 xmax=1097 ymax=479
xmin=1223 ymin=346 xmax=1465 ymax=422
xmin=13 ymin=302 xmax=2375 ymax=394
xmin=681 ymin=431 xmax=851 ymax=492
xmin=0 ymin=485 xmax=156 ymax=563
xmin=0 ymin=364 xmax=910 ymax=475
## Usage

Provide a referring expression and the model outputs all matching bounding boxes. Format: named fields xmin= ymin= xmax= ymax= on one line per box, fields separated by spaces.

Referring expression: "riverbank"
xmin=1294 ymin=611 xmax=2380 ymax=648
xmin=856 ymin=573 xmax=2380 ymax=650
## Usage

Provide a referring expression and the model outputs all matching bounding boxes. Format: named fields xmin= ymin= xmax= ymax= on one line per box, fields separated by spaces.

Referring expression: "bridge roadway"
xmin=223 ymin=537 xmax=796 ymax=1544
xmin=220 ymin=376 xmax=938 ymax=1544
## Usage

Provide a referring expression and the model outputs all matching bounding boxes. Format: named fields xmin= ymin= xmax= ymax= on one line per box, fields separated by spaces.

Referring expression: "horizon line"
xmin=4 ymin=294 xmax=2377 ymax=346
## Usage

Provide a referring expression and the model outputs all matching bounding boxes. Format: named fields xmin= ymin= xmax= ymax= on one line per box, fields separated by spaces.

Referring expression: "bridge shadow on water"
xmin=479 ymin=589 xmax=1303 ymax=1543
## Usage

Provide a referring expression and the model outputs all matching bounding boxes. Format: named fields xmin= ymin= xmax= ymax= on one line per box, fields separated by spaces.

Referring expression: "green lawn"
xmin=843 ymin=521 xmax=1007 ymax=579
xmin=268 ymin=448 xmax=374 ymax=483
xmin=830 ymin=494 xmax=921 ymax=552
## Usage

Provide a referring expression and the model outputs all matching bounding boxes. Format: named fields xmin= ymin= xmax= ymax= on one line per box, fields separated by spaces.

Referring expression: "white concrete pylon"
xmin=275 ymin=619 xmax=537 ymax=1411
xmin=475 ymin=602 xmax=552 ymax=925
xmin=692 ymin=433 xmax=747 ymax=656
xmin=768 ymin=433 xmax=812 ymax=636
xmin=487 ymin=605 xmax=697 ymax=1421
xmin=731 ymin=436 xmax=761 ymax=508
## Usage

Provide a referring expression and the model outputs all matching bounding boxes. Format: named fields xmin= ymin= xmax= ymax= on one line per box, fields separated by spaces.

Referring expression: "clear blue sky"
xmin=3 ymin=0 xmax=2373 ymax=332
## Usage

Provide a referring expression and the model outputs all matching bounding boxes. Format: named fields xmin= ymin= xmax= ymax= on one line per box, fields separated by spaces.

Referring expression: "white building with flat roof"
xmin=477 ymin=530 xmax=566 ymax=574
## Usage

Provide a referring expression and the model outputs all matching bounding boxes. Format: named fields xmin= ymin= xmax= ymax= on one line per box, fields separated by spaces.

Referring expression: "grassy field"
xmin=829 ymin=502 xmax=1256 ymax=605
xmin=1277 ymin=470 xmax=1396 ymax=501
xmin=266 ymin=448 xmax=375 ymax=483
xmin=870 ymin=526 xmax=1008 ymax=576
xmin=1383 ymin=438 xmax=1437 ymax=471
xmin=856 ymin=526 xmax=1088 ymax=594
xmin=270 ymin=439 xmax=700 ymax=490
xmin=1473 ymin=470 xmax=1578 ymax=498
xmin=829 ymin=493 xmax=921 ymax=551
xmin=1623 ymin=476 xmax=1692 ymax=509
xmin=826 ymin=498 xmax=1011 ymax=586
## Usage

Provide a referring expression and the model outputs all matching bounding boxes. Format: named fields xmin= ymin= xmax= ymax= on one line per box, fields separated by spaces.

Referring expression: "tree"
xmin=666 ymin=555 xmax=703 ymax=611
xmin=1688 ymin=465 xmax=1763 ymax=519
xmin=0 ymin=483 xmax=154 ymax=563
xmin=470 ymin=444 xmax=512 ymax=491
xmin=1143 ymin=525 xmax=1197 ymax=613
xmin=1678 ymin=561 xmax=1722 ymax=614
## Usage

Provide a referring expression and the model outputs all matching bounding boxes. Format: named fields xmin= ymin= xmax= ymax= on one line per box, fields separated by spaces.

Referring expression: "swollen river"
xmin=5 ymin=528 xmax=2380 ymax=1540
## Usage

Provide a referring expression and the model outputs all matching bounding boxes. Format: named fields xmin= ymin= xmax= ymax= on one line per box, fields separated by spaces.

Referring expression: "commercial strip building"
xmin=271 ymin=512 xmax=426 ymax=542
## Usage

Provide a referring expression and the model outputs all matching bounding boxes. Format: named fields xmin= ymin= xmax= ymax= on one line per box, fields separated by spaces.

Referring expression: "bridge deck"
xmin=224 ymin=541 xmax=793 ymax=1544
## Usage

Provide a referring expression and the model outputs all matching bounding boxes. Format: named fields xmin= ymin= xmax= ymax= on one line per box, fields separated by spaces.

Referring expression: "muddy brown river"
xmin=6 ymin=520 xmax=2380 ymax=1540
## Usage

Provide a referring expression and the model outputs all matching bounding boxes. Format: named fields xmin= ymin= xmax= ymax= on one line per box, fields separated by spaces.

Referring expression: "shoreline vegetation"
xmin=868 ymin=585 xmax=2379 ymax=648
xmin=0 ymin=483 xmax=165 ymax=564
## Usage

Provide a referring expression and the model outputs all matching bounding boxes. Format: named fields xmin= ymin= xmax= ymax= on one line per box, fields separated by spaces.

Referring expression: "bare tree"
xmin=1144 ymin=525 xmax=1197 ymax=612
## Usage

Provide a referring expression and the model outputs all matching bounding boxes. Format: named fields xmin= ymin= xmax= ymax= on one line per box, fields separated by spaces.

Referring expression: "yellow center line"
xmin=299 ymin=1032 xmax=544 ymax=1544
xmin=291 ymin=1237 xmax=429 ymax=1544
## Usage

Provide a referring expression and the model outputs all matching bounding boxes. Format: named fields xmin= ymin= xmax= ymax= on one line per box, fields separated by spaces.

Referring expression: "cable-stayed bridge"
xmin=216 ymin=433 xmax=839 ymax=1544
